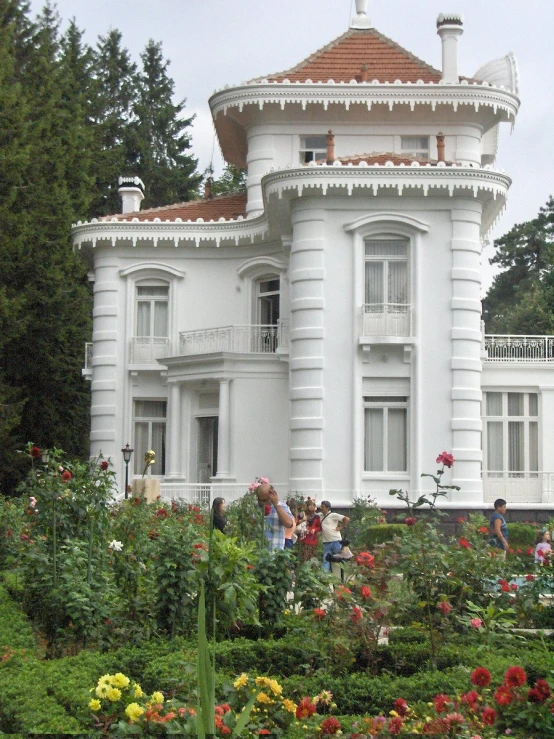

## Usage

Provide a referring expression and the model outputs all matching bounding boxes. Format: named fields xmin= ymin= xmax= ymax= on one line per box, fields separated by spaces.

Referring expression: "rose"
xmin=350 ymin=606 xmax=362 ymax=622
xmin=30 ymin=446 xmax=41 ymax=459
xmin=405 ymin=517 xmax=417 ymax=526
xmin=437 ymin=601 xmax=452 ymax=615
xmin=459 ymin=537 xmax=471 ymax=549
xmin=360 ymin=585 xmax=372 ymax=600
xmin=313 ymin=608 xmax=327 ymax=620
xmin=479 ymin=526 xmax=488 ymax=534
xmin=100 ymin=460 xmax=109 ymax=471
xmin=61 ymin=470 xmax=72 ymax=482
xmin=436 ymin=451 xmax=455 ymax=467
xmin=470 ymin=618 xmax=483 ymax=629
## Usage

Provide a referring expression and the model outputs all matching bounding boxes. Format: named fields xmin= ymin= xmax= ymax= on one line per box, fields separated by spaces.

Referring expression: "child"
xmin=535 ymin=528 xmax=551 ymax=564
xmin=489 ymin=498 xmax=508 ymax=557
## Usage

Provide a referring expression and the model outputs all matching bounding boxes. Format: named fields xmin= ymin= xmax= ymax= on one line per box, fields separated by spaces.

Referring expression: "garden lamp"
xmin=121 ymin=444 xmax=133 ymax=499
xmin=40 ymin=450 xmax=50 ymax=465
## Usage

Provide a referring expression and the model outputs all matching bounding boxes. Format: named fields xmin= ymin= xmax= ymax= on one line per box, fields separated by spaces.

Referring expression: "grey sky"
xmin=30 ymin=1 xmax=554 ymax=293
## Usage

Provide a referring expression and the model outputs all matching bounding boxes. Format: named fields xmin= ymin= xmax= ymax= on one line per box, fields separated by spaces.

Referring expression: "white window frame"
xmin=400 ymin=135 xmax=430 ymax=158
xmin=133 ymin=399 xmax=167 ymax=476
xmin=256 ymin=275 xmax=280 ymax=326
xmin=364 ymin=239 xmax=410 ymax=306
xmin=363 ymin=395 xmax=409 ymax=474
xmin=299 ymin=134 xmax=327 ymax=164
xmin=135 ymin=281 xmax=169 ymax=338
xmin=482 ymin=391 xmax=540 ymax=477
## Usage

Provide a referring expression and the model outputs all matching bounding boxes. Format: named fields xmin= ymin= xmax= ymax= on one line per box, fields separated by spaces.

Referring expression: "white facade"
xmin=74 ymin=11 xmax=553 ymax=509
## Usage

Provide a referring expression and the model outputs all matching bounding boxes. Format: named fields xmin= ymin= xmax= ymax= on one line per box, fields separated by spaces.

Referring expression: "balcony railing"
xmin=360 ymin=303 xmax=412 ymax=337
xmin=483 ymin=471 xmax=554 ymax=504
xmin=179 ymin=324 xmax=288 ymax=356
xmin=484 ymin=335 xmax=554 ymax=362
xmin=129 ymin=337 xmax=170 ymax=365
xmin=160 ymin=482 xmax=289 ymax=507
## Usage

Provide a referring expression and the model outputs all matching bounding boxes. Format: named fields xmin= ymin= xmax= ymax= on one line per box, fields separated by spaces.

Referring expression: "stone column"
xmin=450 ymin=205 xmax=483 ymax=502
xmin=215 ymin=379 xmax=231 ymax=478
xmin=289 ymin=201 xmax=325 ymax=495
xmin=166 ymin=382 xmax=182 ymax=478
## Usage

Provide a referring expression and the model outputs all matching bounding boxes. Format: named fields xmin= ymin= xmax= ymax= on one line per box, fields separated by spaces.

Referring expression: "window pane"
xmin=151 ymin=422 xmax=166 ymax=475
xmin=137 ymin=302 xmax=151 ymax=337
xmin=137 ymin=286 xmax=169 ymax=297
xmin=486 ymin=393 xmax=502 ymax=416
xmin=487 ymin=421 xmax=503 ymax=470
xmin=134 ymin=422 xmax=149 ymax=475
xmin=528 ymin=393 xmax=538 ymax=416
xmin=135 ymin=400 xmax=167 ymax=419
xmin=259 ymin=279 xmax=280 ymax=294
xmin=365 ymin=242 xmax=408 ymax=257
xmin=529 ymin=422 xmax=538 ymax=472
xmin=303 ymin=136 xmax=327 ymax=149
xmin=365 ymin=261 xmax=384 ymax=304
xmin=387 ymin=408 xmax=407 ymax=471
xmin=364 ymin=408 xmax=384 ymax=471
xmin=508 ymin=393 xmax=523 ymax=416
xmin=401 ymin=136 xmax=429 ymax=152
xmin=388 ymin=261 xmax=408 ymax=304
xmin=153 ymin=302 xmax=168 ymax=337
xmin=508 ymin=421 xmax=524 ymax=471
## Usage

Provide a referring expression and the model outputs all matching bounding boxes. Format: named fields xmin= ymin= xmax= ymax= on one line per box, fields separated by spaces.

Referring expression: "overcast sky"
xmin=29 ymin=0 xmax=554 ymax=293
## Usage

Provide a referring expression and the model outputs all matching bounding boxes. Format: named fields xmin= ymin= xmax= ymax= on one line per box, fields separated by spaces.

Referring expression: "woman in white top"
xmin=319 ymin=500 xmax=350 ymax=572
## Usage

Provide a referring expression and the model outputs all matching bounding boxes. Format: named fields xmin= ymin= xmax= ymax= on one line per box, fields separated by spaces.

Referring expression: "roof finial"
xmin=351 ymin=0 xmax=372 ymax=29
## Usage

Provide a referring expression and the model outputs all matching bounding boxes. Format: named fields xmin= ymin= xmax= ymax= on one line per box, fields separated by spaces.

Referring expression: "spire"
xmin=351 ymin=0 xmax=372 ymax=29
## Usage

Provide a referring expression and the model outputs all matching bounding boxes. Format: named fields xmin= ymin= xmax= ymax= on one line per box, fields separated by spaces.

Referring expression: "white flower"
xmin=108 ymin=540 xmax=123 ymax=551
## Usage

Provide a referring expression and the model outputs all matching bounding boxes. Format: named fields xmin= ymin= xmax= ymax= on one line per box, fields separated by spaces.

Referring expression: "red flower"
xmin=527 ymin=546 xmax=535 ymax=556
xmin=445 ymin=712 xmax=465 ymax=727
xmin=436 ymin=451 xmax=455 ymax=467
xmin=457 ymin=516 xmax=466 ymax=524
xmin=526 ymin=574 xmax=535 ymax=581
xmin=387 ymin=716 xmax=403 ymax=735
xmin=460 ymin=690 xmax=479 ymax=708
xmin=510 ymin=583 xmax=518 ymax=591
xmin=30 ymin=446 xmax=41 ymax=459
xmin=193 ymin=542 xmax=207 ymax=550
xmin=335 ymin=585 xmax=352 ymax=600
xmin=258 ymin=731 xmax=271 ymax=736
xmin=360 ymin=585 xmax=372 ymax=600
xmin=393 ymin=698 xmax=408 ymax=716
xmin=501 ymin=583 xmax=511 ymax=593
xmin=481 ymin=707 xmax=497 ymax=726
xmin=61 ymin=470 xmax=72 ymax=482
xmin=156 ymin=508 xmax=169 ymax=519
xmin=537 ymin=549 xmax=545 ymax=559
xmin=100 ymin=460 xmax=109 ymax=471
xmin=494 ymin=686 xmax=514 ymax=706
xmin=355 ymin=551 xmax=375 ymax=568
xmin=320 ymin=717 xmax=341 ymax=735
xmin=433 ymin=694 xmax=451 ymax=713
xmin=437 ymin=601 xmax=452 ymax=615
xmin=471 ymin=667 xmax=491 ymax=687
xmin=405 ymin=517 xmax=417 ymax=527
xmin=528 ymin=679 xmax=551 ymax=703
xmin=459 ymin=537 xmax=471 ymax=549
xmin=264 ymin=504 xmax=271 ymax=516
xmin=479 ymin=526 xmax=489 ymax=534
xmin=350 ymin=606 xmax=362 ymax=622
xmin=296 ymin=697 xmax=316 ymax=719
xmin=504 ymin=666 xmax=527 ymax=687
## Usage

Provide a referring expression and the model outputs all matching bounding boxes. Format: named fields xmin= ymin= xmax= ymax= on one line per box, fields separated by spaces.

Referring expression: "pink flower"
xmin=259 ymin=477 xmax=269 ymax=484
xmin=436 ymin=451 xmax=455 ymax=467
xmin=29 ymin=497 xmax=37 ymax=509
xmin=387 ymin=716 xmax=403 ymax=735
xmin=470 ymin=618 xmax=483 ymax=629
xmin=405 ymin=517 xmax=417 ymax=527
xmin=437 ymin=601 xmax=453 ymax=615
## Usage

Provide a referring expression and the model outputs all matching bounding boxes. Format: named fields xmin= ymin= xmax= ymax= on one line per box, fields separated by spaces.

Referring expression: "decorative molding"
xmin=236 ymin=255 xmax=287 ymax=278
xmin=119 ymin=262 xmax=186 ymax=279
xmin=344 ymin=212 xmax=430 ymax=234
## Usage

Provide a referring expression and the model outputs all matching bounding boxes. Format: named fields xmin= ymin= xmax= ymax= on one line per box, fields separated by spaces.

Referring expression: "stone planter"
xmin=132 ymin=478 xmax=161 ymax=503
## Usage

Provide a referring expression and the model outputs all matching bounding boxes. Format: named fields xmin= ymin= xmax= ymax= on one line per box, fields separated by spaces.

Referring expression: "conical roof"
xmin=251 ymin=28 xmax=441 ymax=84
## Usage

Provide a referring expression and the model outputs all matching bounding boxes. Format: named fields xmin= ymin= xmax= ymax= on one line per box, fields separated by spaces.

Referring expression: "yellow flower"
xmin=151 ymin=691 xmax=164 ymax=704
xmin=282 ymin=699 xmax=297 ymax=714
xmin=134 ymin=683 xmax=144 ymax=698
xmin=125 ymin=703 xmax=145 ymax=722
xmin=111 ymin=672 xmax=130 ymax=689
xmin=107 ymin=688 xmax=122 ymax=702
xmin=95 ymin=683 xmax=111 ymax=699
xmin=389 ymin=710 xmax=399 ymax=717
xmin=88 ymin=699 xmax=101 ymax=712
xmin=268 ymin=679 xmax=282 ymax=696
xmin=257 ymin=692 xmax=273 ymax=704
xmin=234 ymin=673 xmax=249 ymax=689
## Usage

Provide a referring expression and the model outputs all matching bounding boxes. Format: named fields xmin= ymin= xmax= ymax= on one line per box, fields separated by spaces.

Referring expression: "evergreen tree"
xmin=209 ymin=164 xmax=247 ymax=197
xmin=129 ymin=39 xmax=200 ymax=208
xmin=89 ymin=29 xmax=138 ymax=217
xmin=483 ymin=196 xmax=554 ymax=334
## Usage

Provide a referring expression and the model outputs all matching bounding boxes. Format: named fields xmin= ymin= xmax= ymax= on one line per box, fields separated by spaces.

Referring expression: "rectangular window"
xmin=364 ymin=396 xmax=408 ymax=473
xmin=363 ymin=240 xmax=410 ymax=336
xmin=483 ymin=392 xmax=539 ymax=475
xmin=400 ymin=135 xmax=430 ymax=158
xmin=299 ymin=135 xmax=327 ymax=164
xmin=134 ymin=400 xmax=167 ymax=475
xmin=136 ymin=285 xmax=169 ymax=338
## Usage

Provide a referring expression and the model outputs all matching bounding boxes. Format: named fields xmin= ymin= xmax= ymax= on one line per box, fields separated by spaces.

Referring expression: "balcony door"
xmin=196 ymin=416 xmax=218 ymax=483
xmin=364 ymin=241 xmax=409 ymax=336
xmin=255 ymin=276 xmax=280 ymax=352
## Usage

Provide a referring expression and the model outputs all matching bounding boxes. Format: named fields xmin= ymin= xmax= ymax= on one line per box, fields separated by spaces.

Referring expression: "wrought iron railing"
xmin=129 ymin=337 xmax=170 ymax=364
xmin=360 ymin=303 xmax=412 ymax=337
xmin=179 ymin=324 xmax=287 ymax=355
xmin=484 ymin=335 xmax=554 ymax=362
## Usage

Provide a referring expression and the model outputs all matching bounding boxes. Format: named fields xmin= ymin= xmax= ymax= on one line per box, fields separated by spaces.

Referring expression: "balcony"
xmin=129 ymin=337 xmax=171 ymax=366
xmin=82 ymin=342 xmax=93 ymax=380
xmin=483 ymin=471 xmax=554 ymax=505
xmin=484 ymin=335 xmax=554 ymax=362
xmin=179 ymin=322 xmax=289 ymax=357
xmin=360 ymin=303 xmax=412 ymax=338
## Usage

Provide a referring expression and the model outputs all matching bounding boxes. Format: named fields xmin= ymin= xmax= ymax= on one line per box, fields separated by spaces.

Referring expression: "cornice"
xmin=209 ymin=80 xmax=520 ymax=119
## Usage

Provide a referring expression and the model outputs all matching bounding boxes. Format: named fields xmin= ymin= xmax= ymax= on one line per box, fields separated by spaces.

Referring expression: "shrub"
xmin=361 ymin=524 xmax=405 ymax=548
xmin=508 ymin=522 xmax=538 ymax=549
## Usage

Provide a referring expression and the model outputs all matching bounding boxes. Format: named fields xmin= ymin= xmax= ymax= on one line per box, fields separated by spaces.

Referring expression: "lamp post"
xmin=40 ymin=450 xmax=50 ymax=465
xmin=121 ymin=444 xmax=133 ymax=499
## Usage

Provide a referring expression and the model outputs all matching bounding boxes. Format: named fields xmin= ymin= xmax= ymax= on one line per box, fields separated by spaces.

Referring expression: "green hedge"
xmin=362 ymin=524 xmax=405 ymax=548
xmin=508 ymin=522 xmax=539 ymax=549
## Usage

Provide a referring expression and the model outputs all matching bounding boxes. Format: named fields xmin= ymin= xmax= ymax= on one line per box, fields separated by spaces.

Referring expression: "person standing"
xmin=535 ymin=528 xmax=552 ymax=564
xmin=255 ymin=481 xmax=294 ymax=551
xmin=319 ymin=500 xmax=350 ymax=572
xmin=489 ymin=498 xmax=509 ymax=558
xmin=298 ymin=498 xmax=322 ymax=563
xmin=212 ymin=497 xmax=228 ymax=534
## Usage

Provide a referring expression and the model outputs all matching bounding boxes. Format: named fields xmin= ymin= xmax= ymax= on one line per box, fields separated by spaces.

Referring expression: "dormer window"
xmin=400 ymin=136 xmax=429 ymax=158
xmin=300 ymin=135 xmax=327 ymax=164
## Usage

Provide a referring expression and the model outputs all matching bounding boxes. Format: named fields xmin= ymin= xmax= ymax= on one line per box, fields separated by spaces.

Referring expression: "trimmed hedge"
xmin=509 ymin=522 xmax=539 ymax=549
xmin=362 ymin=524 xmax=405 ymax=548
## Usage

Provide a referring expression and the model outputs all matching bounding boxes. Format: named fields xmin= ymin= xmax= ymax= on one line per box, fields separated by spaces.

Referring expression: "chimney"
xmin=326 ymin=130 xmax=335 ymax=165
xmin=204 ymin=176 xmax=213 ymax=199
xmin=118 ymin=176 xmax=145 ymax=214
xmin=360 ymin=63 xmax=369 ymax=83
xmin=351 ymin=0 xmax=371 ymax=29
xmin=436 ymin=132 xmax=446 ymax=162
xmin=436 ymin=13 xmax=464 ymax=83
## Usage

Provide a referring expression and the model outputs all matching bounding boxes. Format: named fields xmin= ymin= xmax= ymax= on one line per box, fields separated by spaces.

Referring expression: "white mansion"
xmin=73 ymin=3 xmax=554 ymax=511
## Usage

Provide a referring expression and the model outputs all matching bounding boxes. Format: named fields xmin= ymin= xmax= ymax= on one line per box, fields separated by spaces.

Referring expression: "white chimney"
xmin=351 ymin=0 xmax=372 ymax=29
xmin=436 ymin=13 xmax=464 ymax=84
xmin=118 ymin=176 xmax=145 ymax=214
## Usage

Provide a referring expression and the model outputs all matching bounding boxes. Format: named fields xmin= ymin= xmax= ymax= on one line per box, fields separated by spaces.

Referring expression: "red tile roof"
xmin=253 ymin=28 xmax=441 ymax=84
xmin=104 ymin=192 xmax=247 ymax=222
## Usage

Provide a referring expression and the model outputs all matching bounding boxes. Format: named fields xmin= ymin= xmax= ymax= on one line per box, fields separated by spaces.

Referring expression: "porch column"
xmin=166 ymin=382 xmax=182 ymax=478
xmin=215 ymin=379 xmax=231 ymax=478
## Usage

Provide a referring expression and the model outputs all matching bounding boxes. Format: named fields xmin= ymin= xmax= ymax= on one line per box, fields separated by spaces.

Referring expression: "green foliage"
xmin=254 ymin=548 xmax=293 ymax=628
xmin=208 ymin=164 xmax=246 ymax=197
xmin=508 ymin=522 xmax=538 ymax=549
xmin=361 ymin=523 xmax=406 ymax=548
xmin=346 ymin=495 xmax=386 ymax=550
xmin=226 ymin=490 xmax=264 ymax=544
